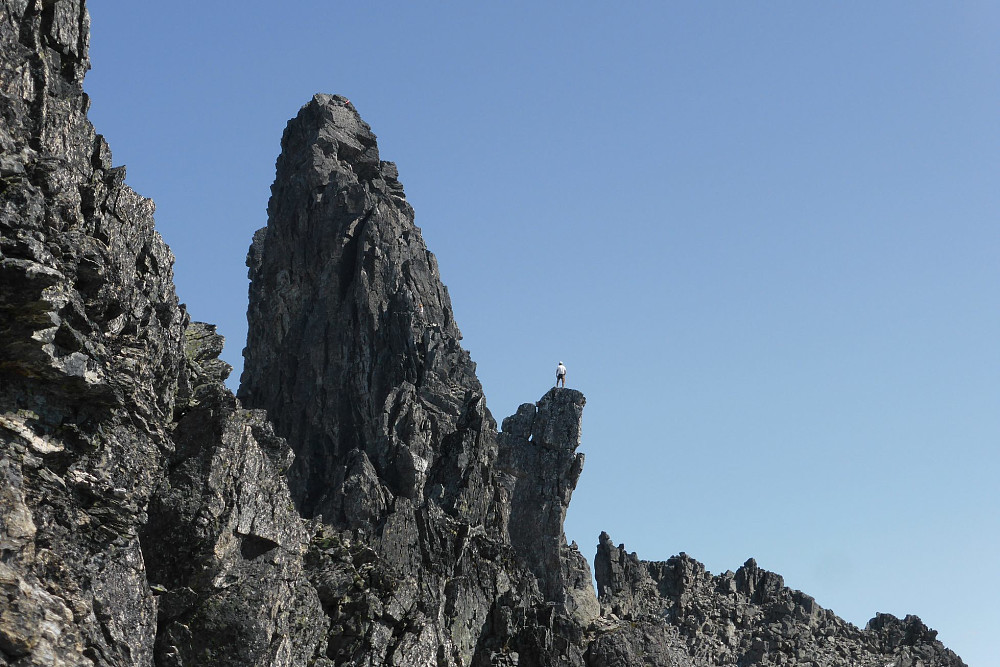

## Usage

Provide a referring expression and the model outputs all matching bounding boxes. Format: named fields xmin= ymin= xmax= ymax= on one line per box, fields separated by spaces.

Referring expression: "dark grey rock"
xmin=239 ymin=92 xmax=598 ymax=666
xmin=1 ymin=3 xmax=327 ymax=664
xmin=499 ymin=389 xmax=598 ymax=626
xmin=240 ymin=93 xmax=494 ymax=533
xmin=593 ymin=533 xmax=967 ymax=666
xmin=0 ymin=2 xmax=969 ymax=666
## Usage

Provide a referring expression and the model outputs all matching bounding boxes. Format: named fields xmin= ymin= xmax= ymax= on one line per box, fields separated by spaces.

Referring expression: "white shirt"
xmin=556 ymin=364 xmax=567 ymax=376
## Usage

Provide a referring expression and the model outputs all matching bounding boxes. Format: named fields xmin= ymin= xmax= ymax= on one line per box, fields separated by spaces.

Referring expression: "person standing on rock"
xmin=556 ymin=361 xmax=567 ymax=388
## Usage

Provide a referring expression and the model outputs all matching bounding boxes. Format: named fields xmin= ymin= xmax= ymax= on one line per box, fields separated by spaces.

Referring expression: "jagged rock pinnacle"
xmin=1 ymin=3 xmax=969 ymax=662
xmin=592 ymin=533 xmax=967 ymax=666
xmin=240 ymin=93 xmax=494 ymax=529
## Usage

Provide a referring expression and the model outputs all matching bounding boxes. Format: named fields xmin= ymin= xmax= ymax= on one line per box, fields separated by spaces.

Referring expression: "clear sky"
xmin=84 ymin=3 xmax=998 ymax=664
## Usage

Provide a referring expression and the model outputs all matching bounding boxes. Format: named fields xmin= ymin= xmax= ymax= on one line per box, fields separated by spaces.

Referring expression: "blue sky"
xmin=85 ymin=3 xmax=998 ymax=664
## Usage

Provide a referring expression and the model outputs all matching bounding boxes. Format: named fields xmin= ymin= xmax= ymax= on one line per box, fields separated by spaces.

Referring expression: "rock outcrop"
xmin=1 ymin=3 xmax=326 ymax=665
xmin=592 ymin=534 xmax=966 ymax=667
xmin=0 ymin=2 xmax=967 ymax=666
xmin=238 ymin=93 xmax=598 ymax=665
xmin=499 ymin=389 xmax=599 ymax=628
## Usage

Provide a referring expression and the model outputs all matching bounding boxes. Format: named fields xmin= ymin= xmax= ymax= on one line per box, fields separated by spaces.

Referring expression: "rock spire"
xmin=240 ymin=93 xmax=496 ymax=531
xmin=0 ymin=2 xmax=968 ymax=665
xmin=239 ymin=93 xmax=599 ymax=663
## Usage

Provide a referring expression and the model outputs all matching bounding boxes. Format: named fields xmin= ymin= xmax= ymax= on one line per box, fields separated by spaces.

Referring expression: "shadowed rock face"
xmin=234 ymin=93 xmax=965 ymax=667
xmin=500 ymin=389 xmax=599 ymax=626
xmin=0 ymin=2 xmax=968 ymax=666
xmin=240 ymin=94 xmax=497 ymax=533
xmin=239 ymin=94 xmax=599 ymax=664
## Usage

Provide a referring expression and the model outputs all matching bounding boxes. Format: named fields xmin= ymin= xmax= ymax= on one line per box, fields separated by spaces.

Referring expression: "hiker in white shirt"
xmin=556 ymin=362 xmax=567 ymax=388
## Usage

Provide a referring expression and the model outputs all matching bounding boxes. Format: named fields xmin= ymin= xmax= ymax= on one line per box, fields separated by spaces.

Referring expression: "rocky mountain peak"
xmin=0 ymin=2 xmax=969 ymax=664
xmin=240 ymin=92 xmax=494 ymax=533
xmin=239 ymin=91 xmax=599 ymax=664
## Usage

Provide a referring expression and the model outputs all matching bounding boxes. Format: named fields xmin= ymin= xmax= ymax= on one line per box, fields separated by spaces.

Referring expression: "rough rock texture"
xmin=498 ymin=390 xmax=599 ymax=628
xmin=240 ymin=93 xmax=497 ymax=536
xmin=0 ymin=2 xmax=327 ymax=665
xmin=236 ymin=91 xmax=965 ymax=667
xmin=592 ymin=533 xmax=966 ymax=666
xmin=239 ymin=94 xmax=598 ymax=665
xmin=0 ymin=2 xmax=968 ymax=666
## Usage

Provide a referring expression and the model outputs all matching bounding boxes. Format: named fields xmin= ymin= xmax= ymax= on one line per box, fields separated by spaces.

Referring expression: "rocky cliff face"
xmin=238 ymin=94 xmax=598 ymax=665
xmin=592 ymin=534 xmax=964 ymax=667
xmin=1 ymin=3 xmax=325 ymax=665
xmin=0 ymin=2 xmax=967 ymax=666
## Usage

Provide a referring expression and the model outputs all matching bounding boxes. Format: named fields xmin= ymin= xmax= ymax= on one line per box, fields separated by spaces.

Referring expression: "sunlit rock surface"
xmin=1 ymin=3 xmax=325 ymax=664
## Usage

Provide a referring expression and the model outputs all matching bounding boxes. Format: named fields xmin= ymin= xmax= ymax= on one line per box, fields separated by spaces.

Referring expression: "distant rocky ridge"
xmin=0 ymin=2 xmax=967 ymax=666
